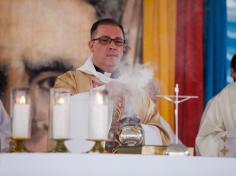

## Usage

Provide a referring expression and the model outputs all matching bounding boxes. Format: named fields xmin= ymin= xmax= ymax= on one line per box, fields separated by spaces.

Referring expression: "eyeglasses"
xmin=92 ymin=36 xmax=125 ymax=47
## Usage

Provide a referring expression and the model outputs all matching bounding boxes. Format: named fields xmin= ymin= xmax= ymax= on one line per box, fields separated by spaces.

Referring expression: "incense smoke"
xmin=107 ymin=62 xmax=159 ymax=118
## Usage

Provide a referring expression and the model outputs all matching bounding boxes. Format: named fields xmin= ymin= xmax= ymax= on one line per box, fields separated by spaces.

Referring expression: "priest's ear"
xmin=88 ymin=40 xmax=94 ymax=52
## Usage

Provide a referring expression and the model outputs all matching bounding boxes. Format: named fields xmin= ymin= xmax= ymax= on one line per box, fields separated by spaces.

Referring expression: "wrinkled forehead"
xmin=0 ymin=0 xmax=96 ymax=65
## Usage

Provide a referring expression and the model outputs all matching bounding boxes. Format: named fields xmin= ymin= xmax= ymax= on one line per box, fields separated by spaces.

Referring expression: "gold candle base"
xmin=10 ymin=139 xmax=29 ymax=153
xmin=87 ymin=140 xmax=106 ymax=153
xmin=51 ymin=139 xmax=69 ymax=153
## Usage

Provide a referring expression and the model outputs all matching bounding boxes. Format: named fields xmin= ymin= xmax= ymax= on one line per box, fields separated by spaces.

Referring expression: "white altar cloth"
xmin=0 ymin=154 xmax=235 ymax=176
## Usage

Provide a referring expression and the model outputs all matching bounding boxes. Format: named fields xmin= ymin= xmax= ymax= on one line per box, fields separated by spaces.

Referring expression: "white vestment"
xmin=196 ymin=83 xmax=236 ymax=157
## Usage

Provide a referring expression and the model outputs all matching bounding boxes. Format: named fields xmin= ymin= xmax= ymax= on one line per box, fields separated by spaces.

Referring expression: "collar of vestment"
xmin=93 ymin=64 xmax=113 ymax=78
xmin=77 ymin=56 xmax=114 ymax=83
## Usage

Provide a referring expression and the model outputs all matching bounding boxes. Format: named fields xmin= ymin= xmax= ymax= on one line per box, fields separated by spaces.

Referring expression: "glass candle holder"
xmin=49 ymin=88 xmax=70 ymax=152
xmin=87 ymin=89 xmax=110 ymax=153
xmin=10 ymin=88 xmax=31 ymax=152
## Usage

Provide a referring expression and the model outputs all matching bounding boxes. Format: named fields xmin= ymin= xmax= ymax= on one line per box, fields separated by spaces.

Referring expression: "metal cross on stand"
xmin=156 ymin=84 xmax=198 ymax=145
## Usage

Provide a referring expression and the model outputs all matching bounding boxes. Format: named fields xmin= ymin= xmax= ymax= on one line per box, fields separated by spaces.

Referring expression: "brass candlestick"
xmin=51 ymin=139 xmax=69 ymax=153
xmin=87 ymin=139 xmax=106 ymax=153
xmin=9 ymin=138 xmax=29 ymax=152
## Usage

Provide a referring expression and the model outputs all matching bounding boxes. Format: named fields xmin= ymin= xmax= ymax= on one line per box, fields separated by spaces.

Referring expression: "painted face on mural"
xmin=0 ymin=0 xmax=96 ymax=151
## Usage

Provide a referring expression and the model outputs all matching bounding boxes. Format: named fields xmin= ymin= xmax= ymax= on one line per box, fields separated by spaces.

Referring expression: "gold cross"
xmin=220 ymin=146 xmax=229 ymax=156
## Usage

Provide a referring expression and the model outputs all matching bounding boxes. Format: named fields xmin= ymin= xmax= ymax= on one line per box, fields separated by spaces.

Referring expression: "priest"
xmin=196 ymin=55 xmax=236 ymax=157
xmin=54 ymin=18 xmax=175 ymax=147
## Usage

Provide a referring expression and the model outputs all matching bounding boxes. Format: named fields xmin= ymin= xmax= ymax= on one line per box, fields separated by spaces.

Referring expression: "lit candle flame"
xmin=57 ymin=97 xmax=64 ymax=104
xmin=19 ymin=96 xmax=26 ymax=104
xmin=96 ymin=92 xmax=103 ymax=104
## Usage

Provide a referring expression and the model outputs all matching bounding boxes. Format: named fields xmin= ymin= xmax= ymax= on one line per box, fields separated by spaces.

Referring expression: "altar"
xmin=0 ymin=154 xmax=235 ymax=176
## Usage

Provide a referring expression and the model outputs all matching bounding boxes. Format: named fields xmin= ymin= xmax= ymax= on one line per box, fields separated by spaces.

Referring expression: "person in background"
xmin=230 ymin=54 xmax=236 ymax=82
xmin=0 ymin=100 xmax=11 ymax=152
xmin=196 ymin=54 xmax=236 ymax=157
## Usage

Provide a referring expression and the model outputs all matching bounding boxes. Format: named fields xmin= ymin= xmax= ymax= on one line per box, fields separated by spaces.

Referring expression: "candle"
xmin=88 ymin=91 xmax=109 ymax=140
xmin=52 ymin=97 xmax=69 ymax=139
xmin=12 ymin=96 xmax=31 ymax=139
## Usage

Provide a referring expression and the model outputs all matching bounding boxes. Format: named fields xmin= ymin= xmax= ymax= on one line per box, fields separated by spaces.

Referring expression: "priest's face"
xmin=0 ymin=0 xmax=96 ymax=151
xmin=89 ymin=24 xmax=125 ymax=73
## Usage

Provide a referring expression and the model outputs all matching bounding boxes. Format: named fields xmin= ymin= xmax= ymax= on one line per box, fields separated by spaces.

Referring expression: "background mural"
xmin=0 ymin=0 xmax=142 ymax=151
